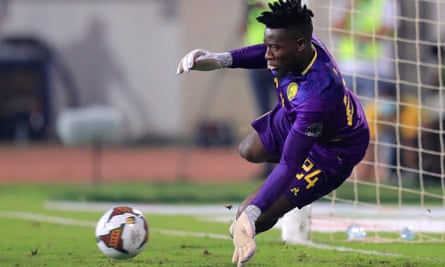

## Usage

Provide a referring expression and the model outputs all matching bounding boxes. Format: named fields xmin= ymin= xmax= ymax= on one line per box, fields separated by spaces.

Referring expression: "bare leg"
xmin=239 ymin=131 xmax=279 ymax=163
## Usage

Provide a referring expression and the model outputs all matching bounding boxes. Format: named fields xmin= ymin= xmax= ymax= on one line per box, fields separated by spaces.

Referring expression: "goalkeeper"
xmin=177 ymin=0 xmax=370 ymax=266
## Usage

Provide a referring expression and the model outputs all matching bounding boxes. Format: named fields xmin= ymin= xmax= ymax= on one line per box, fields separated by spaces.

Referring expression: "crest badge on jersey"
xmin=287 ymin=82 xmax=298 ymax=101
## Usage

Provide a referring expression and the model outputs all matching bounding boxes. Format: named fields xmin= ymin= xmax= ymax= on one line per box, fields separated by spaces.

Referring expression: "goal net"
xmin=307 ymin=0 xmax=445 ymax=241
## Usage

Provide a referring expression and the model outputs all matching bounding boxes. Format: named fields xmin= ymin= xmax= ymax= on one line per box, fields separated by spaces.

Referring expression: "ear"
xmin=296 ymin=38 xmax=307 ymax=52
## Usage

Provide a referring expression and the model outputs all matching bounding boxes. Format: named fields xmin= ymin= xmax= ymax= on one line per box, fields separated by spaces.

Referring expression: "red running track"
xmin=0 ymin=144 xmax=262 ymax=184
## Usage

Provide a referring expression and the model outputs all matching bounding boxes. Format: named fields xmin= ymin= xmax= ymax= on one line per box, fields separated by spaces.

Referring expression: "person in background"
xmin=240 ymin=0 xmax=275 ymax=116
xmin=177 ymin=0 xmax=370 ymax=265
xmin=333 ymin=0 xmax=400 ymax=182
xmin=333 ymin=0 xmax=399 ymax=105
xmin=240 ymin=0 xmax=276 ymax=178
xmin=354 ymin=88 xmax=396 ymax=181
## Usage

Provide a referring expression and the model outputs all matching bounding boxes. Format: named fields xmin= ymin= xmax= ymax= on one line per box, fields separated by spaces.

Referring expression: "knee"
xmin=239 ymin=131 xmax=272 ymax=163
xmin=239 ymin=141 xmax=261 ymax=163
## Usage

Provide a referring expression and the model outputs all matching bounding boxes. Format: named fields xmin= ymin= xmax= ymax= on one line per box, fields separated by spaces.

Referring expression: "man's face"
xmin=263 ymin=27 xmax=303 ymax=77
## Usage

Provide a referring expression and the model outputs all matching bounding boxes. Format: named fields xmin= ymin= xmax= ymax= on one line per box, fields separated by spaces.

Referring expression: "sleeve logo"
xmin=305 ymin=123 xmax=323 ymax=137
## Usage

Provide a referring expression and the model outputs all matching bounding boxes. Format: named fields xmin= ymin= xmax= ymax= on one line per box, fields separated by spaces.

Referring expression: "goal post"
xmin=298 ymin=0 xmax=445 ymax=241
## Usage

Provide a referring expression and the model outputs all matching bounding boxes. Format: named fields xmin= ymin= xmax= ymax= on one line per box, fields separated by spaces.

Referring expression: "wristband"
xmin=215 ymin=52 xmax=233 ymax=68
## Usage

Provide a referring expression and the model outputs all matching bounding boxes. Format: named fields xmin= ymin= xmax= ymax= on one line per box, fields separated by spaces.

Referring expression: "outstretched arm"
xmin=229 ymin=44 xmax=267 ymax=69
xmin=250 ymin=127 xmax=315 ymax=210
xmin=176 ymin=44 xmax=267 ymax=74
xmin=176 ymin=49 xmax=233 ymax=74
xmin=231 ymin=112 xmax=323 ymax=267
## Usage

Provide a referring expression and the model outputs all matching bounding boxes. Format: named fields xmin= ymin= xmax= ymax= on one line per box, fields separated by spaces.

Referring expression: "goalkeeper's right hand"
xmin=176 ymin=49 xmax=232 ymax=74
xmin=231 ymin=205 xmax=261 ymax=267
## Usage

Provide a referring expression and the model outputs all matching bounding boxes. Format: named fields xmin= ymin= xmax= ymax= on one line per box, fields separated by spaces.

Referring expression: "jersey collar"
xmin=301 ymin=44 xmax=318 ymax=75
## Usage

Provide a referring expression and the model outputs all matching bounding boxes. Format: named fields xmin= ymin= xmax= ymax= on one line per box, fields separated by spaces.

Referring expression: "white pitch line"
xmin=0 ymin=210 xmax=96 ymax=227
xmin=0 ymin=210 xmax=230 ymax=239
xmin=45 ymin=201 xmax=445 ymax=233
xmin=0 ymin=209 xmax=418 ymax=259
xmin=305 ymin=242 xmax=402 ymax=256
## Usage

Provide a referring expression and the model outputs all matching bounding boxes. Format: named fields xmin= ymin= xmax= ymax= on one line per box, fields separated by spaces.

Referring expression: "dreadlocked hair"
xmin=257 ymin=0 xmax=314 ymax=30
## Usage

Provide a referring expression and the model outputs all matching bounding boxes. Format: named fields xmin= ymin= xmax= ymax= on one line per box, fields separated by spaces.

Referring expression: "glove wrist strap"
xmin=215 ymin=52 xmax=233 ymax=68
xmin=244 ymin=205 xmax=261 ymax=222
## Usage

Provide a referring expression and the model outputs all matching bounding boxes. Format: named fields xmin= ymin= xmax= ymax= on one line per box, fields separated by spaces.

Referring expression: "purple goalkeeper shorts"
xmin=251 ymin=105 xmax=353 ymax=208
xmin=251 ymin=104 xmax=291 ymax=157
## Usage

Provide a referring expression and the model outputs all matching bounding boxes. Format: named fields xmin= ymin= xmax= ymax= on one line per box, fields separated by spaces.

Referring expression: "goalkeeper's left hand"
xmin=231 ymin=205 xmax=261 ymax=267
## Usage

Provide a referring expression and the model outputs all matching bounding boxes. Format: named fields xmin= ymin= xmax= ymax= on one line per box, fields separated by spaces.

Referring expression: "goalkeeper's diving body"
xmin=177 ymin=0 xmax=370 ymax=266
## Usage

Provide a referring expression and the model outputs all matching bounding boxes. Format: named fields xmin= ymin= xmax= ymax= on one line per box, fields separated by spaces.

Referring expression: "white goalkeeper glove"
xmin=231 ymin=205 xmax=261 ymax=267
xmin=176 ymin=49 xmax=232 ymax=74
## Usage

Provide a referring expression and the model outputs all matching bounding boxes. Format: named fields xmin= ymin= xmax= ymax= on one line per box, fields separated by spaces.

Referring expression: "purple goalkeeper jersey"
xmin=230 ymin=36 xmax=370 ymax=211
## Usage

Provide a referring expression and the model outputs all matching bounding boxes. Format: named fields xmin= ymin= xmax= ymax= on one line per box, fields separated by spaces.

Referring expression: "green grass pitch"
xmin=0 ymin=182 xmax=444 ymax=267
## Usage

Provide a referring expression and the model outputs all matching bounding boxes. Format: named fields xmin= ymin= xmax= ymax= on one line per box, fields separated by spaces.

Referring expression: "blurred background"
xmin=0 ymin=0 xmax=261 ymax=184
xmin=0 ymin=0 xmax=255 ymax=145
xmin=0 ymin=0 xmax=444 ymax=185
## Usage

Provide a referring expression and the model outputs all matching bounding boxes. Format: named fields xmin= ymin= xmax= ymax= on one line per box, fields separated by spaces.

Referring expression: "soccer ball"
xmin=95 ymin=206 xmax=149 ymax=259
